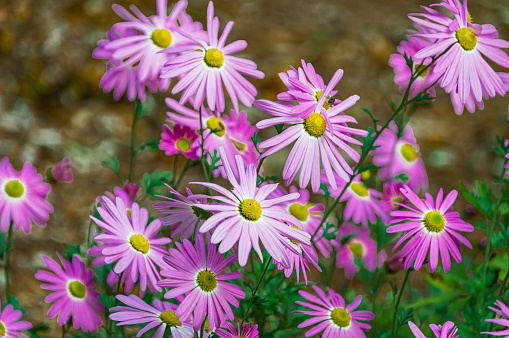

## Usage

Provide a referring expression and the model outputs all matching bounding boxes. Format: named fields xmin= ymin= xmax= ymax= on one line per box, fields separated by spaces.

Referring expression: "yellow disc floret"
xmin=196 ymin=269 xmax=218 ymax=292
xmin=401 ymin=143 xmax=419 ymax=162
xmin=349 ymin=242 xmax=364 ymax=257
xmin=176 ymin=139 xmax=191 ymax=151
xmin=68 ymin=280 xmax=86 ymax=299
xmin=455 ymin=27 xmax=477 ymax=51
xmin=314 ymin=90 xmax=334 ymax=110
xmin=331 ymin=307 xmax=351 ymax=328
xmin=0 ymin=321 xmax=5 ymax=336
xmin=4 ymin=180 xmax=24 ymax=198
xmin=192 ymin=206 xmax=214 ymax=221
xmin=151 ymin=28 xmax=172 ymax=49
xmin=303 ymin=113 xmax=327 ymax=138
xmin=288 ymin=224 xmax=301 ymax=246
xmin=204 ymin=48 xmax=224 ymax=68
xmin=423 ymin=210 xmax=445 ymax=233
xmin=289 ymin=203 xmax=310 ymax=222
xmin=206 ymin=117 xmax=226 ymax=137
xmin=239 ymin=199 xmax=262 ymax=221
xmin=351 ymin=183 xmax=369 ymax=197
xmin=159 ymin=310 xmax=182 ymax=327
xmin=130 ymin=234 xmax=150 ymax=254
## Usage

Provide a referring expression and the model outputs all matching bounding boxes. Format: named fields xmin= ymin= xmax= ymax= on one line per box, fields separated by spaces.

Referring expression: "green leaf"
xmin=322 ymin=223 xmax=338 ymax=241
xmin=457 ymin=180 xmax=493 ymax=217
xmin=28 ymin=324 xmax=51 ymax=338
xmin=208 ymin=149 xmax=223 ymax=173
xmin=141 ymin=170 xmax=173 ymax=198
xmin=319 ymin=183 xmax=331 ymax=199
xmin=138 ymin=138 xmax=160 ymax=152
xmin=403 ymin=52 xmax=413 ymax=71
xmin=358 ymin=164 xmax=379 ymax=174
xmin=61 ymin=243 xmax=81 ymax=259
xmin=397 ymin=307 xmax=413 ymax=329
xmin=275 ymin=124 xmax=284 ymax=134
xmin=101 ymin=156 xmax=120 ymax=173
xmin=362 ymin=108 xmax=379 ymax=128
xmin=395 ymin=173 xmax=409 ymax=183
xmin=99 ymin=292 xmax=116 ymax=310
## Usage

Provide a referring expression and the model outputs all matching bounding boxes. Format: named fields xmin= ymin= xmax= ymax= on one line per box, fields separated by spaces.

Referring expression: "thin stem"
xmin=129 ymin=100 xmax=141 ymax=182
xmin=171 ymin=154 xmax=180 ymax=187
xmin=198 ymin=109 xmax=212 ymax=195
xmin=391 ymin=269 xmax=412 ymax=338
xmin=108 ymin=272 xmax=123 ymax=338
xmin=241 ymin=259 xmax=271 ymax=327
xmin=175 ymin=159 xmax=194 ymax=190
xmin=200 ymin=320 xmax=205 ymax=338
xmin=4 ymin=222 xmax=13 ymax=301
xmin=61 ymin=323 xmax=66 ymax=338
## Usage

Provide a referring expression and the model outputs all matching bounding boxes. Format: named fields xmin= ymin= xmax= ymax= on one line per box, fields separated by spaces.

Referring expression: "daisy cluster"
xmin=1 ymin=0 xmax=509 ymax=337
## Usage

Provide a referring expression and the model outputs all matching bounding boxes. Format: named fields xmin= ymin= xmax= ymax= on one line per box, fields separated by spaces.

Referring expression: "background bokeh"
xmin=0 ymin=0 xmax=509 ymax=335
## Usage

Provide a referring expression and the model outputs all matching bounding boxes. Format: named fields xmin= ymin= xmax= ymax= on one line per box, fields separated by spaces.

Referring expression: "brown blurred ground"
xmin=0 ymin=0 xmax=508 ymax=334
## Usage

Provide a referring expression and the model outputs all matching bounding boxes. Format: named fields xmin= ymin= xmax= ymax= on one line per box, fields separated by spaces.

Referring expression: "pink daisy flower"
xmin=387 ymin=185 xmax=474 ymax=272
xmin=34 ymin=254 xmax=104 ymax=332
xmin=334 ymin=224 xmax=385 ymax=279
xmin=161 ymin=1 xmax=264 ymax=113
xmin=50 ymin=157 xmax=73 ymax=183
xmin=381 ymin=180 xmax=407 ymax=212
xmin=88 ymin=197 xmax=171 ymax=294
xmin=165 ymin=98 xmax=259 ymax=179
xmin=255 ymin=67 xmax=367 ymax=193
xmin=295 ymin=286 xmax=374 ymax=337
xmin=372 ymin=121 xmax=428 ymax=192
xmin=97 ymin=181 xmax=141 ymax=209
xmin=0 ymin=299 xmax=32 ymax=338
xmin=190 ymin=147 xmax=311 ymax=267
xmin=0 ymin=157 xmax=53 ymax=234
xmin=409 ymin=320 xmax=459 ymax=338
xmin=110 ymin=294 xmax=194 ymax=338
xmin=153 ymin=185 xmax=212 ymax=239
xmin=482 ymin=300 xmax=509 ymax=336
xmin=389 ymin=33 xmax=441 ymax=99
xmin=216 ymin=322 xmax=259 ymax=338
xmin=410 ymin=0 xmax=509 ymax=111
xmin=326 ymin=174 xmax=389 ymax=227
xmin=158 ymin=234 xmax=245 ymax=330
xmin=160 ymin=124 xmax=200 ymax=160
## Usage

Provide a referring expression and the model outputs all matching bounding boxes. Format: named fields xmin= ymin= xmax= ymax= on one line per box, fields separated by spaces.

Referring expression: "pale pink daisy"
xmin=0 ymin=157 xmax=53 ymax=234
xmin=160 ymin=124 xmax=200 ymax=160
xmin=482 ymin=300 xmax=509 ymax=336
xmin=161 ymin=1 xmax=264 ymax=113
xmin=410 ymin=0 xmax=509 ymax=109
xmin=88 ymin=197 xmax=171 ymax=294
xmin=408 ymin=320 xmax=459 ymax=338
xmin=255 ymin=67 xmax=367 ymax=193
xmin=387 ymin=185 xmax=474 ymax=272
xmin=372 ymin=121 xmax=428 ymax=192
xmin=295 ymin=286 xmax=374 ymax=337
xmin=34 ymin=254 xmax=104 ymax=332
xmin=158 ymin=234 xmax=245 ymax=330
xmin=110 ymin=295 xmax=195 ymax=338
xmin=0 ymin=299 xmax=32 ymax=338
xmin=216 ymin=322 xmax=259 ymax=338
xmin=190 ymin=147 xmax=311 ymax=267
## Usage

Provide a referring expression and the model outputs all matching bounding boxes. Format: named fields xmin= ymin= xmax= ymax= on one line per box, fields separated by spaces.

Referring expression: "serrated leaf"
xmin=141 ymin=170 xmax=173 ymax=198
xmin=395 ymin=173 xmax=409 ymax=183
xmin=99 ymin=292 xmax=116 ymax=310
xmin=61 ymin=243 xmax=81 ymax=259
xmin=358 ymin=164 xmax=379 ymax=174
xmin=362 ymin=108 xmax=379 ymax=128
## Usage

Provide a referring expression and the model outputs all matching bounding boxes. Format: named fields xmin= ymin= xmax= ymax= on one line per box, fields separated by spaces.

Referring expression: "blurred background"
xmin=0 ymin=0 xmax=509 ymax=335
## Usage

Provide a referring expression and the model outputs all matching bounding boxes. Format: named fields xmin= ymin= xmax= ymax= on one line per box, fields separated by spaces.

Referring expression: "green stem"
xmin=128 ymin=100 xmax=141 ymax=182
xmin=175 ymin=159 xmax=194 ymax=190
xmin=199 ymin=320 xmax=205 ymax=338
xmin=241 ymin=259 xmax=271 ymax=327
xmin=198 ymin=108 xmax=212 ymax=195
xmin=171 ymin=154 xmax=180 ymax=186
xmin=108 ymin=272 xmax=123 ymax=338
xmin=391 ymin=269 xmax=412 ymax=338
xmin=4 ymin=222 xmax=13 ymax=301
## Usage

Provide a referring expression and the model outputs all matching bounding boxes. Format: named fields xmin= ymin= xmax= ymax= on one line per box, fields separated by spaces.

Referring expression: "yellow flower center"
xmin=196 ymin=269 xmax=218 ymax=292
xmin=351 ymin=183 xmax=369 ymax=197
xmin=238 ymin=199 xmax=262 ymax=221
xmin=288 ymin=224 xmax=301 ymax=246
xmin=130 ymin=234 xmax=150 ymax=254
xmin=455 ymin=27 xmax=477 ymax=51
xmin=289 ymin=203 xmax=310 ymax=222
xmin=206 ymin=117 xmax=226 ymax=137
xmin=204 ymin=48 xmax=224 ymax=68
xmin=151 ymin=28 xmax=172 ymax=49
xmin=230 ymin=137 xmax=247 ymax=152
xmin=413 ymin=63 xmax=429 ymax=77
xmin=314 ymin=89 xmax=334 ymax=110
xmin=401 ymin=143 xmax=419 ymax=162
xmin=331 ymin=307 xmax=351 ymax=328
xmin=159 ymin=310 xmax=182 ymax=327
xmin=360 ymin=170 xmax=371 ymax=181
xmin=0 ymin=321 xmax=5 ymax=336
xmin=467 ymin=9 xmax=473 ymax=23
xmin=191 ymin=206 xmax=214 ymax=221
xmin=349 ymin=242 xmax=364 ymax=257
xmin=176 ymin=139 xmax=191 ymax=151
xmin=68 ymin=280 xmax=86 ymax=299
xmin=423 ymin=210 xmax=445 ymax=233
xmin=303 ymin=113 xmax=327 ymax=138
xmin=4 ymin=180 xmax=24 ymax=198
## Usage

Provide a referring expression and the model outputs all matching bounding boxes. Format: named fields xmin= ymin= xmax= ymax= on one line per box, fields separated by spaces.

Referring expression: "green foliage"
xmin=274 ymin=124 xmax=284 ymax=134
xmin=99 ymin=292 xmax=116 ymax=310
xmin=138 ymin=138 xmax=160 ymax=152
xmin=28 ymin=324 xmax=51 ymax=338
xmin=141 ymin=170 xmax=173 ymax=198
xmin=395 ymin=173 xmax=409 ymax=183
xmin=208 ymin=149 xmax=223 ymax=173
xmin=457 ymin=180 xmax=494 ymax=217
xmin=358 ymin=164 xmax=379 ymax=174
xmin=61 ymin=243 xmax=82 ymax=259
xmin=319 ymin=182 xmax=331 ymax=199
xmin=362 ymin=108 xmax=379 ymax=129
xmin=101 ymin=156 xmax=120 ymax=177
xmin=359 ymin=127 xmax=380 ymax=157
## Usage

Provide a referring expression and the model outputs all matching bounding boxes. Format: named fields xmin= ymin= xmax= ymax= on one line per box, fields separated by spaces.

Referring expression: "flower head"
xmin=35 ymin=254 xmax=104 ymax=332
xmin=110 ymin=294 xmax=194 ymax=338
xmin=381 ymin=180 xmax=407 ymax=212
xmin=97 ymin=181 xmax=141 ymax=209
xmin=0 ymin=299 xmax=32 ymax=338
xmin=161 ymin=1 xmax=264 ymax=113
xmin=158 ymin=234 xmax=245 ymax=330
xmin=216 ymin=322 xmax=259 ymax=338
xmin=482 ymin=300 xmax=509 ymax=336
xmin=295 ymin=285 xmax=374 ymax=337
xmin=408 ymin=320 xmax=459 ymax=338
xmin=50 ymin=157 xmax=73 ymax=183
xmin=0 ymin=157 xmax=53 ymax=234
xmin=160 ymin=124 xmax=200 ymax=160
xmin=387 ymin=185 xmax=474 ymax=272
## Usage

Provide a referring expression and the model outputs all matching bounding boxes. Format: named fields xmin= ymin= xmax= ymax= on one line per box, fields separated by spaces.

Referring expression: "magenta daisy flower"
xmin=410 ymin=0 xmax=509 ymax=110
xmin=160 ymin=124 xmax=199 ymax=160
xmin=0 ymin=299 xmax=32 ymax=338
xmin=216 ymin=322 xmax=259 ymax=338
xmin=190 ymin=147 xmax=311 ymax=267
xmin=88 ymin=197 xmax=171 ymax=294
xmin=255 ymin=67 xmax=367 ymax=193
xmin=158 ymin=234 xmax=245 ymax=330
xmin=165 ymin=98 xmax=259 ymax=179
xmin=381 ymin=180 xmax=407 ymax=212
xmin=34 ymin=254 xmax=104 ymax=332
xmin=387 ymin=185 xmax=474 ymax=272
xmin=482 ymin=300 xmax=509 ymax=336
xmin=409 ymin=320 xmax=459 ymax=338
xmin=161 ymin=1 xmax=264 ymax=113
xmin=153 ymin=185 xmax=212 ymax=239
xmin=110 ymin=294 xmax=194 ymax=338
xmin=295 ymin=286 xmax=374 ymax=337
xmin=50 ymin=157 xmax=73 ymax=183
xmin=372 ymin=121 xmax=428 ymax=192
xmin=0 ymin=157 xmax=53 ymax=234
xmin=335 ymin=224 xmax=384 ymax=279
